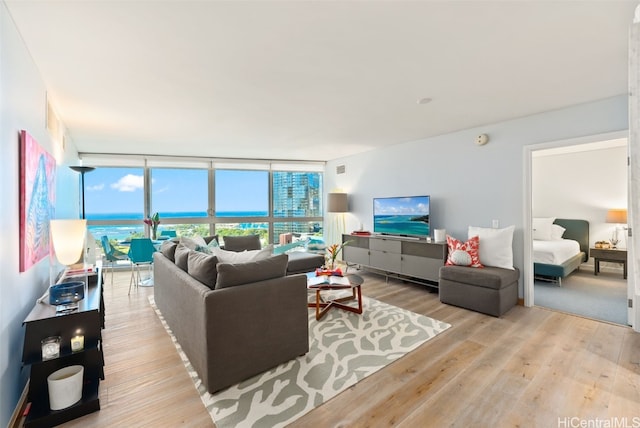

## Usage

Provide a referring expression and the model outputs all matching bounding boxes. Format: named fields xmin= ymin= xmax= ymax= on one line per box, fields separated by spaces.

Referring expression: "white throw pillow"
xmin=468 ymin=225 xmax=515 ymax=270
xmin=532 ymin=217 xmax=555 ymax=241
xmin=550 ymin=224 xmax=566 ymax=240
xmin=211 ymin=244 xmax=274 ymax=264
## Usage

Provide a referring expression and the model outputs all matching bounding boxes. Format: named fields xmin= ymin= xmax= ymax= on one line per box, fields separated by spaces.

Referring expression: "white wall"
xmin=0 ymin=3 xmax=78 ymax=425
xmin=325 ymin=95 xmax=628 ymax=297
xmin=533 ymin=144 xmax=628 ymax=249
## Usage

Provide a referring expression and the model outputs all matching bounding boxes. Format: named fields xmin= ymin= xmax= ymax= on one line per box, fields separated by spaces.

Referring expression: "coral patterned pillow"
xmin=445 ymin=235 xmax=483 ymax=268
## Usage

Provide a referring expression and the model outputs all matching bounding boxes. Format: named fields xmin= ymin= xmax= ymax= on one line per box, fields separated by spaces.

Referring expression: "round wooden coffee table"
xmin=306 ymin=273 xmax=364 ymax=320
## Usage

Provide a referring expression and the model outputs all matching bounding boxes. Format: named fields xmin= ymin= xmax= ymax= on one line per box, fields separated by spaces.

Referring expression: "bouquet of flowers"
xmin=143 ymin=212 xmax=160 ymax=240
xmin=325 ymin=241 xmax=350 ymax=270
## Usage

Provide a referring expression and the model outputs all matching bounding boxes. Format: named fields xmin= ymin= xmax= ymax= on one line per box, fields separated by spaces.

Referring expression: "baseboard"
xmin=8 ymin=381 xmax=29 ymax=428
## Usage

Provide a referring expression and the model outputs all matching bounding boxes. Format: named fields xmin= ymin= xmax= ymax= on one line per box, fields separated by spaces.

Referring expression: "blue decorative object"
xmin=49 ymin=281 xmax=85 ymax=306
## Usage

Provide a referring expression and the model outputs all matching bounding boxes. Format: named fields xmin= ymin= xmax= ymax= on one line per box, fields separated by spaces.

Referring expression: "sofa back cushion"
xmin=160 ymin=240 xmax=178 ymax=262
xmin=174 ymin=243 xmax=192 ymax=271
xmin=179 ymin=236 xmax=208 ymax=250
xmin=215 ymin=254 xmax=288 ymax=289
xmin=211 ymin=245 xmax=273 ymax=264
xmin=222 ymin=235 xmax=261 ymax=252
xmin=187 ymin=251 xmax=219 ymax=289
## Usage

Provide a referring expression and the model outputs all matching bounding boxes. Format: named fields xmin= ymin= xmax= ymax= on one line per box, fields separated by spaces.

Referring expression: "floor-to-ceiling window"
xmin=84 ymin=166 xmax=145 ymax=245
xmin=214 ymin=169 xmax=270 ymax=246
xmin=150 ymin=167 xmax=210 ymax=237
xmin=80 ymin=156 xmax=324 ymax=254
xmin=272 ymin=171 xmax=322 ymax=243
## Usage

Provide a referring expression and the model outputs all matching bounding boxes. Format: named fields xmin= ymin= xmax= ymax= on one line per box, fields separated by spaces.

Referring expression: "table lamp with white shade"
xmin=41 ymin=219 xmax=88 ymax=306
xmin=606 ymin=209 xmax=628 ymax=249
xmin=50 ymin=219 xmax=87 ymax=268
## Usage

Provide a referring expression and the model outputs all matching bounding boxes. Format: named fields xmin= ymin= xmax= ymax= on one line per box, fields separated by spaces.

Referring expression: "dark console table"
xmin=22 ymin=269 xmax=104 ymax=427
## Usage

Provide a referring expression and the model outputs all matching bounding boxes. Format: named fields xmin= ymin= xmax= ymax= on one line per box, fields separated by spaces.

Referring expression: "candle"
xmin=71 ymin=334 xmax=84 ymax=352
xmin=41 ymin=336 xmax=61 ymax=360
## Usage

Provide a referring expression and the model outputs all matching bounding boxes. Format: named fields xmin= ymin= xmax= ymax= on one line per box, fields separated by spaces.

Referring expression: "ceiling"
xmin=5 ymin=0 xmax=638 ymax=162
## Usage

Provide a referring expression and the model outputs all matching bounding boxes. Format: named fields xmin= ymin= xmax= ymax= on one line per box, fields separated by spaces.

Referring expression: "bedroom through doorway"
xmin=531 ymin=138 xmax=629 ymax=325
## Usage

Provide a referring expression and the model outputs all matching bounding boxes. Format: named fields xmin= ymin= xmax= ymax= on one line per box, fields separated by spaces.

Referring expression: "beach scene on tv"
xmin=373 ymin=196 xmax=430 ymax=237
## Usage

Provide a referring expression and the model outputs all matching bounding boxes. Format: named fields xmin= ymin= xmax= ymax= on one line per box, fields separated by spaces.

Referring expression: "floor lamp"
xmin=327 ymin=192 xmax=348 ymax=247
xmin=69 ymin=166 xmax=95 ymax=219
xmin=70 ymin=166 xmax=96 ymax=266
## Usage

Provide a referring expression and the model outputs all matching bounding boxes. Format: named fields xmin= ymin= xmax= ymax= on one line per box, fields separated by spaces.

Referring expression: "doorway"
xmin=524 ymin=132 xmax=630 ymax=325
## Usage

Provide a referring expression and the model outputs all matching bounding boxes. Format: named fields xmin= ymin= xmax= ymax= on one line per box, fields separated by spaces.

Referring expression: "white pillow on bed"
xmin=550 ymin=224 xmax=566 ymax=240
xmin=533 ymin=217 xmax=555 ymax=241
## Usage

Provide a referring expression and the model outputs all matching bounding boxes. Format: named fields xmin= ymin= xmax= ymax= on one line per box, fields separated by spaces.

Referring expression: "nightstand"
xmin=590 ymin=248 xmax=627 ymax=279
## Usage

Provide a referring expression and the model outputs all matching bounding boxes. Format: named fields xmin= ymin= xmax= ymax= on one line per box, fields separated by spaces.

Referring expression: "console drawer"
xmin=370 ymin=238 xmax=401 ymax=253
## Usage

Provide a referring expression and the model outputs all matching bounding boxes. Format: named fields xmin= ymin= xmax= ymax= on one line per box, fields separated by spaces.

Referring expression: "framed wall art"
xmin=19 ymin=130 xmax=56 ymax=272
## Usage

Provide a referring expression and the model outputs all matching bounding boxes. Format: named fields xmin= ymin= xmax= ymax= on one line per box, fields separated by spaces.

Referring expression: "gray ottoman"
xmin=286 ymin=252 xmax=325 ymax=275
xmin=439 ymin=265 xmax=519 ymax=317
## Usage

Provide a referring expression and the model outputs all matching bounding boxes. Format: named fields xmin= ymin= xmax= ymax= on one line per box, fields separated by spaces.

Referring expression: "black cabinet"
xmin=22 ymin=269 xmax=104 ymax=427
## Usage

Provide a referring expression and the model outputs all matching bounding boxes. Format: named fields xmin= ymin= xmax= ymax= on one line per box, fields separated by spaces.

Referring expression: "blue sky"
xmin=84 ymin=168 xmax=268 ymax=215
xmin=374 ymin=196 xmax=430 ymax=215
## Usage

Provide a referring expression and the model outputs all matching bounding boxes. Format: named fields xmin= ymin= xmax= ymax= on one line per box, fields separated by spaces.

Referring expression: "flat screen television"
xmin=373 ymin=195 xmax=430 ymax=238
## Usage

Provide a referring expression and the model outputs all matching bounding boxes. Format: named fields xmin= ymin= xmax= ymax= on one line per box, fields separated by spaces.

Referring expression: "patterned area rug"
xmin=149 ymin=294 xmax=450 ymax=428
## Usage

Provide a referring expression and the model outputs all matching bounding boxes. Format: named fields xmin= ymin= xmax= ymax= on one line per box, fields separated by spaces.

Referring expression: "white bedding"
xmin=533 ymin=239 xmax=581 ymax=265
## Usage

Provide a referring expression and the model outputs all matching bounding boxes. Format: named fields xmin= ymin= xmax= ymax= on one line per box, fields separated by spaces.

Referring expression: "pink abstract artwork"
xmin=19 ymin=130 xmax=56 ymax=272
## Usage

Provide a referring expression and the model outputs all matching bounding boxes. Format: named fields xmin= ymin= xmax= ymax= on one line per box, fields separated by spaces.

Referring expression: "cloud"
xmin=154 ymin=185 xmax=170 ymax=194
xmin=111 ymin=174 xmax=144 ymax=192
xmin=86 ymin=184 xmax=104 ymax=191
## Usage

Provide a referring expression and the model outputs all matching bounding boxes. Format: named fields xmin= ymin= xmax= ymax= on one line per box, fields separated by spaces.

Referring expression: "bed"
xmin=533 ymin=218 xmax=589 ymax=285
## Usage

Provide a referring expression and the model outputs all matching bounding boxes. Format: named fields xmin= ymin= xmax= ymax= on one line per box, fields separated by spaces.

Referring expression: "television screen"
xmin=373 ymin=195 xmax=430 ymax=237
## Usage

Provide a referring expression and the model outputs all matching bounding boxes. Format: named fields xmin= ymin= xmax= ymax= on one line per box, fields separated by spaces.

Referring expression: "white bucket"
xmin=47 ymin=365 xmax=84 ymax=410
xmin=434 ymin=229 xmax=446 ymax=243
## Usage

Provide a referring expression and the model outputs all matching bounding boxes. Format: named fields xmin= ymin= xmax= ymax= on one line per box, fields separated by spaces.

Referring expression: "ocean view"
xmin=373 ymin=214 xmax=430 ymax=237
xmin=87 ymin=211 xmax=270 ymax=241
xmin=86 ymin=211 xmax=268 ymax=220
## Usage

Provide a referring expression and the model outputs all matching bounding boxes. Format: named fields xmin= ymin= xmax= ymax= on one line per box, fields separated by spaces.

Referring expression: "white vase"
xmin=434 ymin=229 xmax=446 ymax=242
xmin=47 ymin=365 xmax=84 ymax=410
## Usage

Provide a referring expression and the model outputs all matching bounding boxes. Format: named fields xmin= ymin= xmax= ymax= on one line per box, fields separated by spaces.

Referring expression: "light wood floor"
xmin=20 ymin=268 xmax=640 ymax=427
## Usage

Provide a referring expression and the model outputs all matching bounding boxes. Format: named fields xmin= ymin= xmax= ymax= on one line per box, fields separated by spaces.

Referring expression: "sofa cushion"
xmin=286 ymin=251 xmax=324 ymax=274
xmin=174 ymin=243 xmax=192 ymax=271
xmin=215 ymin=254 xmax=289 ymax=289
xmin=468 ymin=225 xmax=515 ymax=270
xmin=222 ymin=235 xmax=261 ymax=252
xmin=179 ymin=236 xmax=209 ymax=250
xmin=445 ymin=235 xmax=483 ymax=268
xmin=211 ymin=245 xmax=273 ymax=264
xmin=204 ymin=235 xmax=219 ymax=245
xmin=187 ymin=251 xmax=218 ymax=289
xmin=160 ymin=240 xmax=178 ymax=262
xmin=439 ymin=265 xmax=519 ymax=290
xmin=195 ymin=238 xmax=220 ymax=255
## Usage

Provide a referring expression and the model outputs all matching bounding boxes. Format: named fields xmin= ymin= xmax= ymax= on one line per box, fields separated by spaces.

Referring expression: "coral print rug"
xmin=149 ymin=294 xmax=450 ymax=427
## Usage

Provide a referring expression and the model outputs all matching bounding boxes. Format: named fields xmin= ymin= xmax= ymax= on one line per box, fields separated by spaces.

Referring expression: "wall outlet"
xmin=492 ymin=219 xmax=499 ymax=228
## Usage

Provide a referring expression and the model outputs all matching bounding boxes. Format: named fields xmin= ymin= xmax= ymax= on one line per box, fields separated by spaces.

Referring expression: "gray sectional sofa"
xmin=153 ymin=239 xmax=309 ymax=394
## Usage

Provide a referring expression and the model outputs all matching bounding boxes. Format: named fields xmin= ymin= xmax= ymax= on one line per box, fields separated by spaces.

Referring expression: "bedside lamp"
xmin=606 ymin=209 xmax=627 ymax=249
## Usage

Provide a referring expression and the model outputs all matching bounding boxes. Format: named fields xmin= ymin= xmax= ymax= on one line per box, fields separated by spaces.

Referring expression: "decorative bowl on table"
xmin=315 ymin=267 xmax=343 ymax=277
xmin=49 ymin=281 xmax=85 ymax=306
